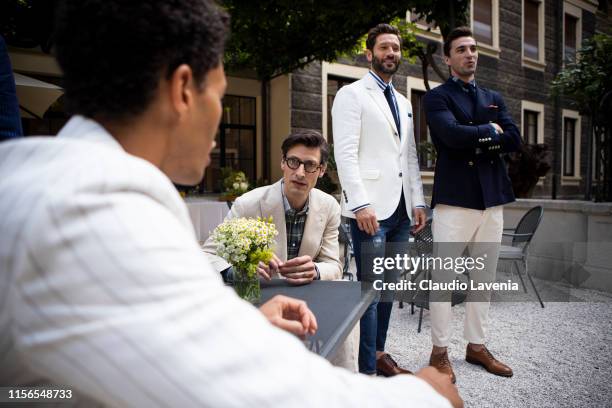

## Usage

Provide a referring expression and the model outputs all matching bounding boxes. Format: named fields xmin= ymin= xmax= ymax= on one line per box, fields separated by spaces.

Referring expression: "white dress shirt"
xmin=0 ymin=116 xmax=450 ymax=407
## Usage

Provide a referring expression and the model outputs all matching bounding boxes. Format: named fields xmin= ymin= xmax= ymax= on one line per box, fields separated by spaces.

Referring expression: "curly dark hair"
xmin=365 ymin=23 xmax=402 ymax=51
xmin=281 ymin=131 xmax=329 ymax=165
xmin=443 ymin=26 xmax=473 ymax=57
xmin=53 ymin=0 xmax=229 ymax=122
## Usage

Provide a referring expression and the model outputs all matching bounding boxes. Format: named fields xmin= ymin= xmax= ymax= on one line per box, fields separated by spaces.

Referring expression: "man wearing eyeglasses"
xmin=203 ymin=130 xmax=342 ymax=285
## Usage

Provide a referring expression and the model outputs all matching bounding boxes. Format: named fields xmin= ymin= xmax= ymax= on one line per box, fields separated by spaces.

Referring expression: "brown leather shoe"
xmin=466 ymin=344 xmax=513 ymax=377
xmin=376 ymin=353 xmax=413 ymax=377
xmin=429 ymin=350 xmax=456 ymax=384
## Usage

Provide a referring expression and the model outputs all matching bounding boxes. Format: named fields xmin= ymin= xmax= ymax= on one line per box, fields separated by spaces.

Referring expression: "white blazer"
xmin=332 ymin=73 xmax=425 ymax=220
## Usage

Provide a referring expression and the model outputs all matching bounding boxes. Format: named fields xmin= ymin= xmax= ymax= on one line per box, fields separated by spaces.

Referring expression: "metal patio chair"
xmin=403 ymin=218 xmax=434 ymax=333
xmin=499 ymin=205 xmax=545 ymax=308
xmin=338 ymin=217 xmax=354 ymax=281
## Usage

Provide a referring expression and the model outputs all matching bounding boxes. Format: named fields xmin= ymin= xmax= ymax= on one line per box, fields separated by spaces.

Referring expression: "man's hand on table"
xmin=257 ymin=254 xmax=283 ymax=280
xmin=258 ymin=295 xmax=318 ymax=338
xmin=278 ymin=255 xmax=317 ymax=285
xmin=415 ymin=367 xmax=463 ymax=408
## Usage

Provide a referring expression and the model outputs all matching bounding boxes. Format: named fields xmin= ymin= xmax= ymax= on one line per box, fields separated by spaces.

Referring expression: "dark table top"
xmin=259 ymin=280 xmax=375 ymax=361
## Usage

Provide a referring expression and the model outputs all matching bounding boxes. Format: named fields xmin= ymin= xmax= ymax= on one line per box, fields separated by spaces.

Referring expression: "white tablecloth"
xmin=185 ymin=197 xmax=231 ymax=242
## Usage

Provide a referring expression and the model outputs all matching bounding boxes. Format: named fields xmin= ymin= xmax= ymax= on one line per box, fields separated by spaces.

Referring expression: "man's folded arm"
xmin=423 ymin=91 xmax=500 ymax=151
xmin=493 ymin=93 xmax=522 ymax=154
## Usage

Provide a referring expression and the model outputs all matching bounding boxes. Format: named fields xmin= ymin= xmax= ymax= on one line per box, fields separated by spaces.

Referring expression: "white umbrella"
xmin=14 ymin=72 xmax=63 ymax=119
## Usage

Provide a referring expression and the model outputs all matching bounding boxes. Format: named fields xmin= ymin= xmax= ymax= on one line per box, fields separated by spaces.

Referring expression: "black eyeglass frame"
xmin=283 ymin=156 xmax=324 ymax=173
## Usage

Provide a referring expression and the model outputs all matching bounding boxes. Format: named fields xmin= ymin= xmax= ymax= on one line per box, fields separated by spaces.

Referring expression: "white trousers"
xmin=430 ymin=204 xmax=503 ymax=347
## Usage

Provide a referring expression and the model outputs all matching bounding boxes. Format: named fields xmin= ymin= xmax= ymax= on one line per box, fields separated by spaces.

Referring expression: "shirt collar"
xmin=369 ymin=70 xmax=394 ymax=91
xmin=451 ymin=76 xmax=477 ymax=91
xmin=281 ymin=180 xmax=309 ymax=214
xmin=57 ymin=115 xmax=125 ymax=151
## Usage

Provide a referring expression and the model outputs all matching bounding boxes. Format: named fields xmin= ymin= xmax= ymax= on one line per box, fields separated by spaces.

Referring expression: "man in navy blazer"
xmin=0 ymin=34 xmax=23 ymax=141
xmin=423 ymin=27 xmax=521 ymax=383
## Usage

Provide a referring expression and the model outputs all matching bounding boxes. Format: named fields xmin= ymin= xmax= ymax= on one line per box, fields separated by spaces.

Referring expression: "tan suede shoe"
xmin=466 ymin=345 xmax=513 ymax=377
xmin=429 ymin=350 xmax=456 ymax=384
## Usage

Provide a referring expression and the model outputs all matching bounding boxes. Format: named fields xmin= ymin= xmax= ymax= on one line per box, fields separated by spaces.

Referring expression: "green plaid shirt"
xmin=282 ymin=182 xmax=309 ymax=260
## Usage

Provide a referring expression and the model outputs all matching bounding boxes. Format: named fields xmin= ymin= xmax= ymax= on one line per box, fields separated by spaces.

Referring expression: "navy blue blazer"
xmin=0 ymin=35 xmax=23 ymax=141
xmin=423 ymin=78 xmax=521 ymax=210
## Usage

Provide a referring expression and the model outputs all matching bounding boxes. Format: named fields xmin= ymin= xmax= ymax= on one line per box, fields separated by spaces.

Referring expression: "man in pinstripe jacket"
xmin=0 ymin=1 xmax=461 ymax=407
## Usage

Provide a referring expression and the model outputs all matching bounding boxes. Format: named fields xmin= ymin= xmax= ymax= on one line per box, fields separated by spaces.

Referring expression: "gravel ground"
xmin=383 ymin=271 xmax=612 ymax=408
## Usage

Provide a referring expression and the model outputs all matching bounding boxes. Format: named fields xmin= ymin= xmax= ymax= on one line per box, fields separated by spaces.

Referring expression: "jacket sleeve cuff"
xmin=351 ymin=203 xmax=370 ymax=213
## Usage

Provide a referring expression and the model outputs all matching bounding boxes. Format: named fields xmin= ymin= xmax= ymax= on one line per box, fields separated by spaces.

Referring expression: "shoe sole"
xmin=465 ymin=357 xmax=514 ymax=377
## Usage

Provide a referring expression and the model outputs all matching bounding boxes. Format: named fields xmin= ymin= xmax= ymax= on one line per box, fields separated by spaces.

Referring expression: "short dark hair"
xmin=443 ymin=26 xmax=474 ymax=57
xmin=281 ymin=131 xmax=329 ymax=165
xmin=53 ymin=0 xmax=229 ymax=122
xmin=365 ymin=23 xmax=402 ymax=51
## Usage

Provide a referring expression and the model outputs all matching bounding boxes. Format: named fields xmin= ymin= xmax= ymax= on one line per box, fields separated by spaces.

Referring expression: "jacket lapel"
xmin=364 ymin=75 xmax=400 ymax=136
xmin=298 ymin=191 xmax=325 ymax=258
xmin=260 ymin=180 xmax=287 ymax=261
xmin=397 ymin=94 xmax=409 ymax=150
xmin=474 ymin=86 xmax=492 ymax=122
xmin=446 ymin=79 xmax=473 ymax=121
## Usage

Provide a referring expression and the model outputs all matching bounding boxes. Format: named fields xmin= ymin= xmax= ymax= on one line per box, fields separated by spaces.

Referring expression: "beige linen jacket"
xmin=202 ymin=179 xmax=343 ymax=280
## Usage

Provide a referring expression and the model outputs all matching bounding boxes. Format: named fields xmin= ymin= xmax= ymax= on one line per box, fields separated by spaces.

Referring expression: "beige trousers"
xmin=430 ymin=204 xmax=503 ymax=347
xmin=330 ymin=323 xmax=359 ymax=372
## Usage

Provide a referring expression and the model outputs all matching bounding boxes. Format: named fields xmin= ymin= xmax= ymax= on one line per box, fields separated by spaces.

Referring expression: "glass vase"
xmin=232 ymin=265 xmax=261 ymax=303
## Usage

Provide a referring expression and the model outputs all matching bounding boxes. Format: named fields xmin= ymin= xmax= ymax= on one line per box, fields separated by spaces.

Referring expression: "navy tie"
xmin=384 ymin=85 xmax=401 ymax=138
xmin=463 ymin=82 xmax=477 ymax=101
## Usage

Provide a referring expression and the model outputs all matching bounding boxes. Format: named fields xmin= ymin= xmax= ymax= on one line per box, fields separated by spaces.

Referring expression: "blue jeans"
xmin=350 ymin=195 xmax=412 ymax=374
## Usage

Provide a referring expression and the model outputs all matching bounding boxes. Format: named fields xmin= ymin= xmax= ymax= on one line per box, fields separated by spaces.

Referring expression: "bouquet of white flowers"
xmin=211 ymin=217 xmax=277 ymax=301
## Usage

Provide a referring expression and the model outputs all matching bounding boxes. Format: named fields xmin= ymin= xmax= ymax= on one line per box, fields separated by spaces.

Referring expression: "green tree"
xmin=222 ymin=0 xmax=469 ymax=86
xmin=222 ymin=0 xmax=412 ymax=79
xmin=551 ymin=34 xmax=612 ymax=201
xmin=407 ymin=0 xmax=469 ymax=89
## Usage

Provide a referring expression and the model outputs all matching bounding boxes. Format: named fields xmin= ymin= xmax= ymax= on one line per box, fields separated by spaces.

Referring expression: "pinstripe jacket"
xmin=0 ymin=116 xmax=451 ymax=408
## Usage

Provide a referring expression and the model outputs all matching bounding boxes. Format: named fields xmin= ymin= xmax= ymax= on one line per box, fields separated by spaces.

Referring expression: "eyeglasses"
xmin=283 ymin=157 xmax=322 ymax=173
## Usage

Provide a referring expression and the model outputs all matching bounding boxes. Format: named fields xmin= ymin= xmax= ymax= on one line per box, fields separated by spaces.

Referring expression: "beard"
xmin=372 ymin=54 xmax=401 ymax=75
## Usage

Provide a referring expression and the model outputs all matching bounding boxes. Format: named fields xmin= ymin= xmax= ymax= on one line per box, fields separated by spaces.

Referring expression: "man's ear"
xmin=365 ymin=49 xmax=373 ymax=63
xmin=443 ymin=55 xmax=451 ymax=67
xmin=319 ymin=164 xmax=327 ymax=178
xmin=169 ymin=64 xmax=195 ymax=116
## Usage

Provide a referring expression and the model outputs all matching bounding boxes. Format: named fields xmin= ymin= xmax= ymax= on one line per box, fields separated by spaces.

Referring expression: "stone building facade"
xmin=8 ymin=0 xmax=610 ymax=199
xmin=289 ymin=0 xmax=610 ymax=201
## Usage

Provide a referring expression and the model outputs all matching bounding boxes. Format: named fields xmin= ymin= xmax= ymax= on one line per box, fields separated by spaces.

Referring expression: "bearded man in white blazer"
xmin=332 ymin=23 xmax=427 ymax=377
